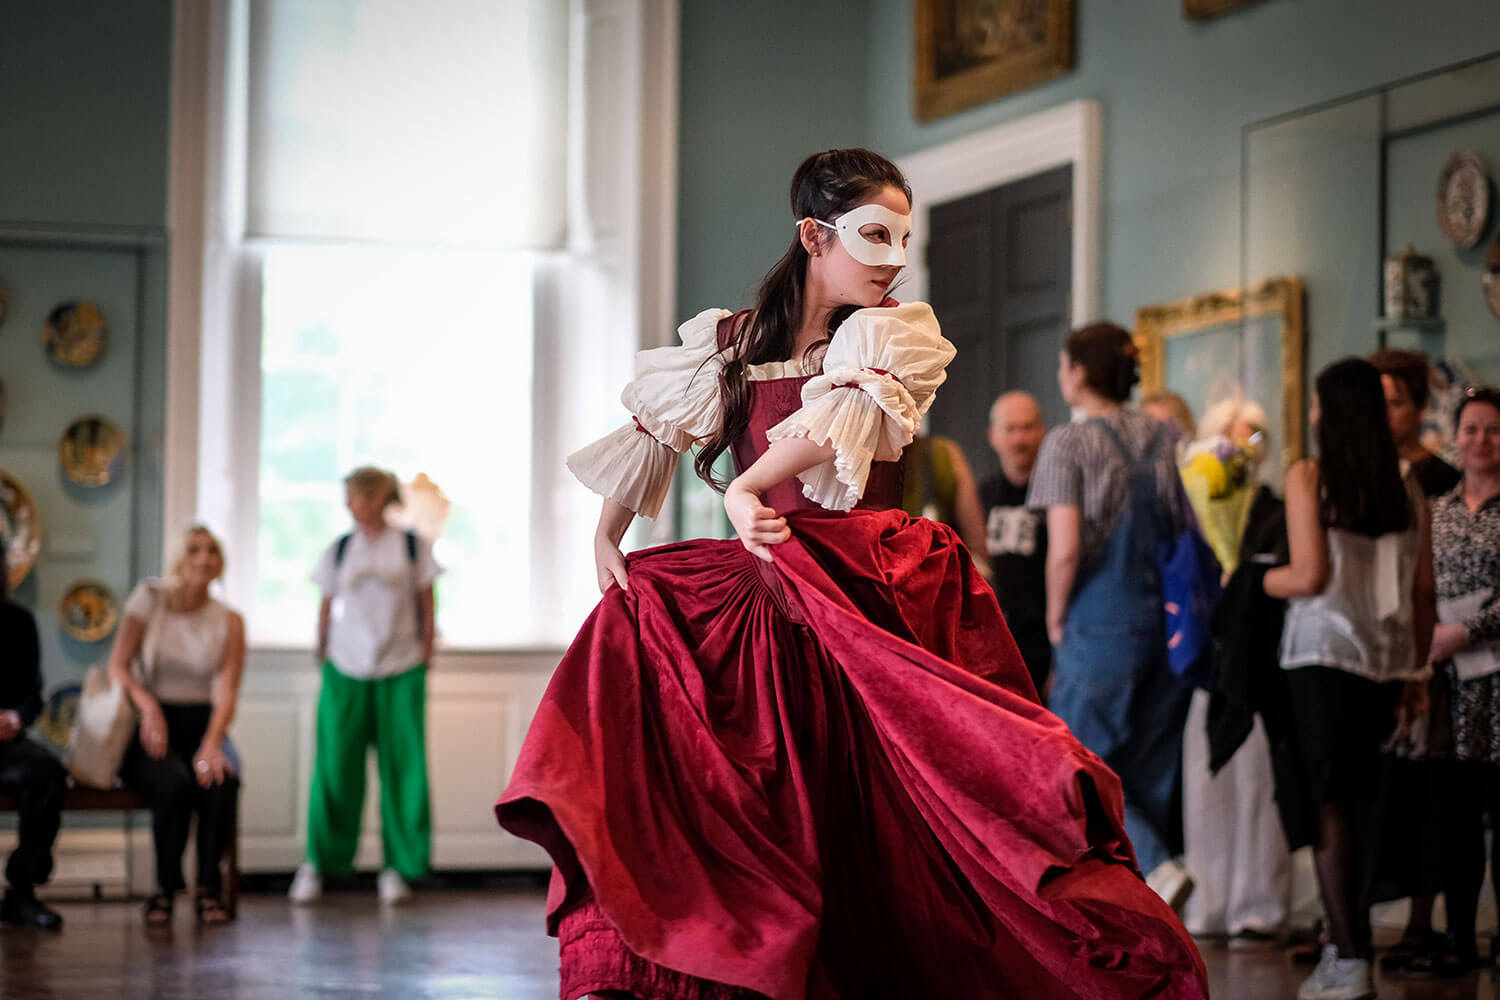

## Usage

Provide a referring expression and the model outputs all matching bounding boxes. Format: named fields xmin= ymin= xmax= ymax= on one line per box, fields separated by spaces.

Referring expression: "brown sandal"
xmin=144 ymin=892 xmax=173 ymax=927
xmin=194 ymin=891 xmax=231 ymax=925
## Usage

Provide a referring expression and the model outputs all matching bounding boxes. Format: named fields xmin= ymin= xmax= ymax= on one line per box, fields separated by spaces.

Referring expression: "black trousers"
xmin=119 ymin=703 xmax=239 ymax=895
xmin=1441 ymin=760 xmax=1500 ymax=950
xmin=0 ymin=735 xmax=65 ymax=891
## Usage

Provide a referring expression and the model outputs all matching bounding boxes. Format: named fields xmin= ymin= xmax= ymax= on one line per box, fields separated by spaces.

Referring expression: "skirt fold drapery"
xmin=498 ymin=509 xmax=1206 ymax=1000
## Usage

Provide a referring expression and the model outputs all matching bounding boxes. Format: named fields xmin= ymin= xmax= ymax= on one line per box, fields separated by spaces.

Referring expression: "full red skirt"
xmin=497 ymin=509 xmax=1207 ymax=999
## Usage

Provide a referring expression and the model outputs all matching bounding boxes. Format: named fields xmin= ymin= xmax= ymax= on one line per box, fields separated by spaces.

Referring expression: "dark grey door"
xmin=925 ymin=164 xmax=1073 ymax=479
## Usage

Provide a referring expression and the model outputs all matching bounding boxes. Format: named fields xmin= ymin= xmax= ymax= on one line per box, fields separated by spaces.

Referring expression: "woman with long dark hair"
xmin=496 ymin=149 xmax=1206 ymax=999
xmin=1267 ymin=358 xmax=1435 ymax=1000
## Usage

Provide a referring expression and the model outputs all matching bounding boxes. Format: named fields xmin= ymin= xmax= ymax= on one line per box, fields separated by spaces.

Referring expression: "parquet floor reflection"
xmin=5 ymin=881 xmax=1500 ymax=998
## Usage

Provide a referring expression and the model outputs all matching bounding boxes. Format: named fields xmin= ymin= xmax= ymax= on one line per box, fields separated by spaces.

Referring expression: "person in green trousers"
xmin=289 ymin=467 xmax=441 ymax=905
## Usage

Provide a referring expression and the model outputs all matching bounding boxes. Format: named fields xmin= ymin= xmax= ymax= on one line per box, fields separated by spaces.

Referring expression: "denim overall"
xmin=1049 ymin=420 xmax=1191 ymax=876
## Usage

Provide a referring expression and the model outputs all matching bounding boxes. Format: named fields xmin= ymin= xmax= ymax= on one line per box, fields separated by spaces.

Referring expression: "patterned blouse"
xmin=1432 ymin=483 xmax=1500 ymax=763
xmin=1027 ymin=410 xmax=1189 ymax=570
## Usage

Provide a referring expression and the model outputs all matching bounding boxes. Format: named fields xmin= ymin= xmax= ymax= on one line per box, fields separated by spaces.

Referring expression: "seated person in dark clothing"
xmin=1371 ymin=347 xmax=1460 ymax=498
xmin=0 ymin=539 xmax=66 ymax=930
xmin=978 ymin=390 xmax=1051 ymax=694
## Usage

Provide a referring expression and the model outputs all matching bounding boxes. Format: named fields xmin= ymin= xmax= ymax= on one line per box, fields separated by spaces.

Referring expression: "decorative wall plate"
xmin=43 ymin=299 xmax=107 ymax=367
xmin=58 ymin=414 xmax=126 ymax=486
xmin=38 ymin=682 xmax=81 ymax=749
xmin=58 ymin=579 xmax=119 ymax=642
xmin=1485 ymin=229 xmax=1500 ymax=322
xmin=1437 ymin=151 xmax=1491 ymax=249
xmin=0 ymin=468 xmax=41 ymax=591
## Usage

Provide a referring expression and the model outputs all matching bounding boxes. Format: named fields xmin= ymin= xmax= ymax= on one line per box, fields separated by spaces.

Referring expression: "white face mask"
xmin=802 ymin=203 xmax=912 ymax=268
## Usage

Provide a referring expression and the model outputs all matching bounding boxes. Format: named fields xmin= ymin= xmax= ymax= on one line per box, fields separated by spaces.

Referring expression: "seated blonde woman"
xmin=107 ymin=525 xmax=245 ymax=926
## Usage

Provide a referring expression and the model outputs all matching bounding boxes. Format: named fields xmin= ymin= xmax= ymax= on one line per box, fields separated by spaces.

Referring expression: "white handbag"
xmin=66 ymin=586 xmax=165 ymax=788
xmin=66 ymin=665 xmax=139 ymax=789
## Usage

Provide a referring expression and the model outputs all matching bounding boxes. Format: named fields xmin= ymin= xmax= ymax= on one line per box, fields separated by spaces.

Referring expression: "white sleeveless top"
xmin=123 ymin=580 xmax=233 ymax=704
xmin=1280 ymin=479 xmax=1425 ymax=683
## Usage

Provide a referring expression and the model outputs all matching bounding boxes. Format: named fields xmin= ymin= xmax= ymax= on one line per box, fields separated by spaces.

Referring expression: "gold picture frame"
xmin=914 ymin=0 xmax=1075 ymax=123
xmin=1184 ymin=0 xmax=1263 ymax=20
xmin=1135 ymin=276 xmax=1306 ymax=470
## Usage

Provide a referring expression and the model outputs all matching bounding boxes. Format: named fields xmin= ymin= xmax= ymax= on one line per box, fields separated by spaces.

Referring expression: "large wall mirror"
xmin=1243 ymin=51 xmax=1500 ymax=459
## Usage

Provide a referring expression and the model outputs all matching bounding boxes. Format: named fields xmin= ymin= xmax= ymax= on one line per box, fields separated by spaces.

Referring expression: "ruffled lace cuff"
xmin=765 ymin=368 xmax=920 ymax=512
xmin=566 ymin=422 xmax=679 ymax=520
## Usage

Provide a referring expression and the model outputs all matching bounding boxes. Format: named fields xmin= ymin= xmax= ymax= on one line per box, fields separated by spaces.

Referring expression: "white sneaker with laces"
xmin=288 ymin=862 xmax=322 ymax=904
xmin=377 ymin=868 xmax=411 ymax=904
xmin=1297 ymin=944 xmax=1375 ymax=1000
xmin=1144 ymin=857 xmax=1195 ymax=913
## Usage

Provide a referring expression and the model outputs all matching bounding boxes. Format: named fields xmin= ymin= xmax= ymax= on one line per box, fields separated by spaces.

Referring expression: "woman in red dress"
xmin=496 ymin=149 xmax=1207 ymax=1000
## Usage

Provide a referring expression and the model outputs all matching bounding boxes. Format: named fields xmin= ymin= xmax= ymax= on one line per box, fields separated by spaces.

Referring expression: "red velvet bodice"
xmin=719 ymin=311 xmax=906 ymax=514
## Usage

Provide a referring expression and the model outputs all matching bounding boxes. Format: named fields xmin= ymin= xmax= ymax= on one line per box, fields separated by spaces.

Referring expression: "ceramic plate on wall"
xmin=58 ymin=414 xmax=126 ymax=486
xmin=1437 ymin=151 xmax=1491 ymax=249
xmin=38 ymin=682 xmax=81 ymax=750
xmin=58 ymin=579 xmax=118 ymax=642
xmin=43 ymin=299 xmax=107 ymax=367
xmin=0 ymin=468 xmax=41 ymax=591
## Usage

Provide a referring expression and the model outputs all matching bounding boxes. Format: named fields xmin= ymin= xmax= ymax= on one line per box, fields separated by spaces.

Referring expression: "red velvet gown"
xmin=496 ymin=359 xmax=1208 ymax=999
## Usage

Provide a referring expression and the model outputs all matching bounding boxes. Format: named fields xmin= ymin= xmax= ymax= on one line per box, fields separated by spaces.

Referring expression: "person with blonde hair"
xmin=1142 ymin=389 xmax=1198 ymax=447
xmin=289 ymin=466 xmax=440 ymax=906
xmin=1177 ymin=398 xmax=1293 ymax=947
xmin=110 ymin=524 xmax=245 ymax=926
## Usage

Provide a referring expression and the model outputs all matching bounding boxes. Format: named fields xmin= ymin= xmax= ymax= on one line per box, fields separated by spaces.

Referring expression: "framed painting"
xmin=1184 ymin=0 xmax=1264 ymax=19
xmin=1135 ymin=276 xmax=1306 ymax=471
xmin=914 ymin=0 xmax=1075 ymax=123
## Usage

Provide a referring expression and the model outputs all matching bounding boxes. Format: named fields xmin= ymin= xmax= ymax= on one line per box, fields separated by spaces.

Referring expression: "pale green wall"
xmin=676 ymin=0 xmax=871 ymax=317
xmin=1385 ymin=110 xmax=1500 ymax=380
xmin=0 ymin=0 xmax=172 ymax=229
xmin=866 ymin=0 xmax=1500 ymax=345
xmin=0 ymin=0 xmax=172 ymax=701
xmin=676 ymin=0 xmax=1500 ymax=371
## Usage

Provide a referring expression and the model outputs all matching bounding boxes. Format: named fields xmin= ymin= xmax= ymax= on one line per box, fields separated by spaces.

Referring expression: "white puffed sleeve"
xmin=565 ymin=307 xmax=731 ymax=519
xmin=765 ymin=301 xmax=954 ymax=512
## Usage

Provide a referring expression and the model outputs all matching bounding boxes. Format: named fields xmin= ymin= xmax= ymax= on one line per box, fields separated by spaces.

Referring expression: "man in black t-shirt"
xmin=0 ymin=540 xmax=66 ymax=931
xmin=978 ymin=391 xmax=1051 ymax=696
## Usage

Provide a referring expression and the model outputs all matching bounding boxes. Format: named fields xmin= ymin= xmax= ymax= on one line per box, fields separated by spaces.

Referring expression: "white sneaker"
xmin=1297 ymin=944 xmax=1375 ymax=1000
xmin=288 ymin=862 xmax=322 ymax=905
xmin=377 ymin=868 xmax=411 ymax=905
xmin=1144 ymin=858 xmax=1194 ymax=913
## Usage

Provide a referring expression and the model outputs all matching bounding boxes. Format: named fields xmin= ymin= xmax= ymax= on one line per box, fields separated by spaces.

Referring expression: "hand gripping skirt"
xmin=496 ymin=509 xmax=1207 ymax=1000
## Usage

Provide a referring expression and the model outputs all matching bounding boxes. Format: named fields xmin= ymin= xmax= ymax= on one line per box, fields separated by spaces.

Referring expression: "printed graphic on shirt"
xmin=986 ymin=505 xmax=1039 ymax=558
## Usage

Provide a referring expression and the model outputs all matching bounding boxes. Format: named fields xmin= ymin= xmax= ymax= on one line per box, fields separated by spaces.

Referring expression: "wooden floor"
xmin=5 ymin=882 xmax=1500 ymax=999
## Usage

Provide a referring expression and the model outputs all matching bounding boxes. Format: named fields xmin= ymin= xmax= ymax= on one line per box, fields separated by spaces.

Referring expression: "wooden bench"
xmin=0 ymin=783 xmax=239 ymax=916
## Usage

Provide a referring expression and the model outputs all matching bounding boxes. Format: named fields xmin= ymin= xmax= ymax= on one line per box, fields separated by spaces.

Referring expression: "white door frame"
xmin=897 ymin=99 xmax=1101 ymax=327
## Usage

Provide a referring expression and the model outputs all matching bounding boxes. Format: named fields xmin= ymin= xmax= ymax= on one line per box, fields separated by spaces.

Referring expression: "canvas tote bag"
xmin=66 ymin=586 xmax=166 ymax=787
xmin=65 ymin=665 xmax=139 ymax=788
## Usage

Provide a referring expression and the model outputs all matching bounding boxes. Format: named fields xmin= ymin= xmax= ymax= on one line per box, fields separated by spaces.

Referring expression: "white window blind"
xmin=246 ymin=0 xmax=568 ymax=247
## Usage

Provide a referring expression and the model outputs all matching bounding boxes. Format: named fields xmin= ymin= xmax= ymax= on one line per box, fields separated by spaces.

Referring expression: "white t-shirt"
xmin=310 ymin=528 xmax=442 ymax=680
xmin=123 ymin=580 xmax=234 ymax=705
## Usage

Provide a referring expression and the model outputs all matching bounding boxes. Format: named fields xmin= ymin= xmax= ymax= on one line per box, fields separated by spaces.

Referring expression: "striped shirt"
xmin=1026 ymin=409 xmax=1189 ymax=569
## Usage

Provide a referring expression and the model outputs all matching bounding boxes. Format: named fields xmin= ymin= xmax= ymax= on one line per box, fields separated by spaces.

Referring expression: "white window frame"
xmin=166 ymin=0 xmax=680 ymax=651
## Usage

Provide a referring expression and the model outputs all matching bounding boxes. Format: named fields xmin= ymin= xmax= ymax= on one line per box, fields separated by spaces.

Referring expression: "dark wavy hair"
xmin=1063 ymin=322 xmax=1139 ymax=403
xmin=1369 ymin=347 xmax=1431 ymax=410
xmin=1315 ymin=357 xmax=1410 ymax=537
xmin=693 ymin=148 xmax=912 ymax=490
xmin=1454 ymin=385 xmax=1500 ymax=429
